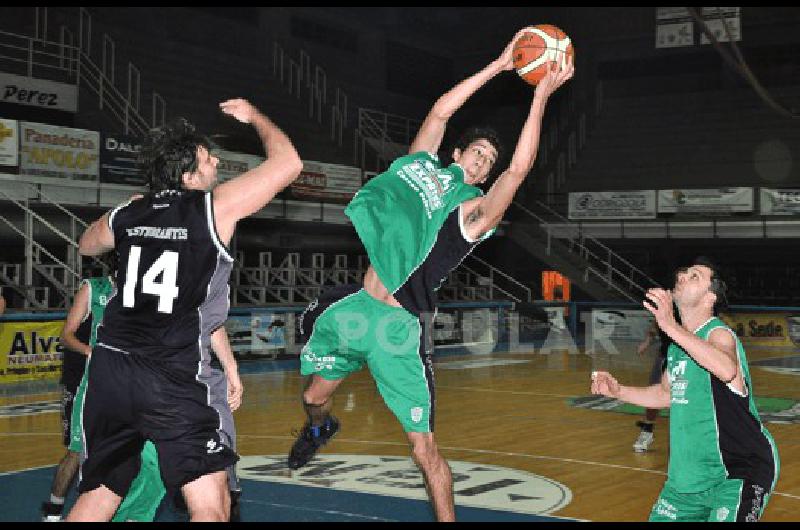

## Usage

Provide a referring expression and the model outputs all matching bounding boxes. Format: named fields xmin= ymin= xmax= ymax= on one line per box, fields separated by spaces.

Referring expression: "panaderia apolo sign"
xmin=19 ymin=121 xmax=99 ymax=181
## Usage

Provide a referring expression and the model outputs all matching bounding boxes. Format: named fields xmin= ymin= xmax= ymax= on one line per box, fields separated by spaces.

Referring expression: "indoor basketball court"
xmin=2 ymin=6 xmax=800 ymax=523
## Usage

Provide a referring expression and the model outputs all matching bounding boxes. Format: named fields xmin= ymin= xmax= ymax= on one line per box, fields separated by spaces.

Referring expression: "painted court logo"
xmin=238 ymin=454 xmax=572 ymax=516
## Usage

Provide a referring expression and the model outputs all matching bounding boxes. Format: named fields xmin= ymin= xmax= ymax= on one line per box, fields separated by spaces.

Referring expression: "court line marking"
xmin=234 ymin=434 xmax=800 ymax=502
xmin=239 ymin=499 xmax=396 ymax=521
xmin=1 ymin=446 xmax=797 ymax=505
xmin=0 ymin=463 xmax=56 ymax=476
xmin=236 ymin=434 xmax=668 ymax=476
xmin=436 ymin=385 xmax=576 ymax=399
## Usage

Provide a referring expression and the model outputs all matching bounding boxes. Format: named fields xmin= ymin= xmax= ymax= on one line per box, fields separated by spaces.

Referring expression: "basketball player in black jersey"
xmin=65 ymin=99 xmax=303 ymax=522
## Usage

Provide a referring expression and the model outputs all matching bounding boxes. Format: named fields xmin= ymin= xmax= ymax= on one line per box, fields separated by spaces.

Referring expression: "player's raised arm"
xmin=213 ymin=99 xmax=304 ymax=243
xmin=461 ymin=54 xmax=574 ymax=241
xmin=409 ymin=29 xmax=531 ymax=156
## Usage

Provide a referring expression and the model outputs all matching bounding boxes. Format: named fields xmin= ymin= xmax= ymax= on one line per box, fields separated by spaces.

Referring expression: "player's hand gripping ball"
xmin=513 ymin=25 xmax=574 ymax=86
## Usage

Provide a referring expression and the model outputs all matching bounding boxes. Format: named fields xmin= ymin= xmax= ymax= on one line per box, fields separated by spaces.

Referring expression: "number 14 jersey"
xmin=96 ymin=190 xmax=233 ymax=369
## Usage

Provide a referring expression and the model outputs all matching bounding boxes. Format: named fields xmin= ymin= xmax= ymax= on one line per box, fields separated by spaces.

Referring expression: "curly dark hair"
xmin=452 ymin=126 xmax=504 ymax=166
xmin=139 ymin=118 xmax=210 ymax=192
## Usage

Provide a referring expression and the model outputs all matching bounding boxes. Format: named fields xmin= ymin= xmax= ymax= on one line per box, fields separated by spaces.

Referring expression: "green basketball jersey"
xmin=345 ymin=152 xmax=483 ymax=294
xmin=666 ymin=318 xmax=779 ymax=493
xmin=84 ymin=276 xmax=113 ymax=347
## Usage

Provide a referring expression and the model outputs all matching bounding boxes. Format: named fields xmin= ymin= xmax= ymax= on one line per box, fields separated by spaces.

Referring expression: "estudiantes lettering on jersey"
xmin=96 ymin=190 xmax=232 ymax=375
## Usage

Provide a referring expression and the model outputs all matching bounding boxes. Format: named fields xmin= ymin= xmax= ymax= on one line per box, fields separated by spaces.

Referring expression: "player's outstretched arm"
xmin=461 ymin=55 xmax=574 ymax=241
xmin=409 ymin=29 xmax=531 ymax=156
xmin=213 ymin=99 xmax=304 ymax=243
xmin=591 ymin=371 xmax=671 ymax=410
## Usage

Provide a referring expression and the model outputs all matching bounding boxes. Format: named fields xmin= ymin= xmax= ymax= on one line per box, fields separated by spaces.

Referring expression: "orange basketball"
xmin=513 ymin=25 xmax=575 ymax=86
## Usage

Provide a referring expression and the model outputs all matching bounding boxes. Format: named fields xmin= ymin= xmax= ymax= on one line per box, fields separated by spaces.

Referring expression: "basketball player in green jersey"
xmin=50 ymin=261 xmax=166 ymax=523
xmin=43 ymin=264 xmax=159 ymax=522
xmin=289 ymin=29 xmax=574 ymax=521
xmin=592 ymin=257 xmax=780 ymax=522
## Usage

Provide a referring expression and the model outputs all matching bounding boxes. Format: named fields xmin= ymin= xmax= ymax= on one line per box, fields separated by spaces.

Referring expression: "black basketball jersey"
xmin=96 ymin=190 xmax=233 ymax=372
xmin=394 ymin=205 xmax=489 ymax=317
xmin=60 ymin=316 xmax=90 ymax=391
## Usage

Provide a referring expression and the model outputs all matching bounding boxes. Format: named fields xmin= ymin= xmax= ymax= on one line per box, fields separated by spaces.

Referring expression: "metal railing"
xmin=0 ymin=181 xmax=112 ymax=308
xmin=460 ymin=254 xmax=532 ymax=303
xmin=512 ymin=200 xmax=659 ymax=301
xmin=0 ymin=7 xmax=166 ymax=136
xmin=272 ymin=40 xmax=348 ymax=149
xmin=355 ymin=109 xmax=421 ymax=172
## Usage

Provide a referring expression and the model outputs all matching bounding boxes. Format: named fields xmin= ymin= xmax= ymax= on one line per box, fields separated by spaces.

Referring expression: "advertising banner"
xmin=720 ymin=312 xmax=798 ymax=348
xmin=19 ymin=121 xmax=99 ymax=181
xmin=225 ymin=311 xmax=291 ymax=358
xmin=0 ymin=320 xmax=64 ymax=382
xmin=0 ymin=72 xmax=78 ymax=112
xmin=760 ymin=189 xmax=800 ymax=216
xmin=290 ymin=161 xmax=363 ymax=202
xmin=656 ymin=7 xmax=694 ymax=48
xmin=568 ymin=191 xmax=657 ymax=220
xmin=658 ymin=188 xmax=754 ymax=214
xmin=590 ymin=309 xmax=654 ymax=342
xmin=0 ymin=118 xmax=19 ymax=167
xmin=701 ymin=7 xmax=742 ymax=44
xmin=100 ymin=133 xmax=145 ymax=186
xmin=215 ymin=149 xmax=265 ymax=183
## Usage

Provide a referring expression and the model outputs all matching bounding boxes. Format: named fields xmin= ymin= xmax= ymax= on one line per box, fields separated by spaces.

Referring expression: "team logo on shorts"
xmin=716 ymin=507 xmax=730 ymax=521
xmin=410 ymin=407 xmax=424 ymax=423
xmin=206 ymin=439 xmax=224 ymax=454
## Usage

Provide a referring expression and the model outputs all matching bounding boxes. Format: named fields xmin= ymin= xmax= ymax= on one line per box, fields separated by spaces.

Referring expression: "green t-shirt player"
xmin=592 ymin=257 xmax=780 ymax=522
xmin=288 ymin=29 xmax=574 ymax=522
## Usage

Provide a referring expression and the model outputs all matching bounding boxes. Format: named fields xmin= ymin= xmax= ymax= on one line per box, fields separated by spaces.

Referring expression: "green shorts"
xmin=68 ymin=367 xmax=89 ymax=453
xmin=649 ymin=479 xmax=772 ymax=522
xmin=299 ymin=285 xmax=435 ymax=433
xmin=112 ymin=441 xmax=166 ymax=522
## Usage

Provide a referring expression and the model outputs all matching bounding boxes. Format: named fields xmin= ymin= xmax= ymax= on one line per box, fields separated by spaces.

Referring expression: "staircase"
xmin=508 ymin=201 xmax=658 ymax=302
xmin=354 ymin=109 xmax=421 ymax=173
xmin=0 ymin=182 xmax=108 ymax=309
xmin=0 ymin=7 xmax=165 ymax=136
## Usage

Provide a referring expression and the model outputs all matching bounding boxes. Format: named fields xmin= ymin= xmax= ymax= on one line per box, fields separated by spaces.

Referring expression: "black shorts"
xmin=78 ymin=346 xmax=238 ymax=496
xmin=61 ymin=386 xmax=76 ymax=448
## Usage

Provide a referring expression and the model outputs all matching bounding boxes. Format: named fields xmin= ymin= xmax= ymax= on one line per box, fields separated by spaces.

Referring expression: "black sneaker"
xmin=287 ymin=417 xmax=340 ymax=470
xmin=41 ymin=501 xmax=64 ymax=522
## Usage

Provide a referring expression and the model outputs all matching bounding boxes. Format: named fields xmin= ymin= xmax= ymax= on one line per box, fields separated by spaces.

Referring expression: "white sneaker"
xmin=633 ymin=431 xmax=654 ymax=453
xmin=42 ymin=515 xmax=62 ymax=522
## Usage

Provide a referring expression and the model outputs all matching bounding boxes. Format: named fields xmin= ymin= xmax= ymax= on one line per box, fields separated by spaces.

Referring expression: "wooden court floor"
xmin=2 ymin=344 xmax=799 ymax=522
